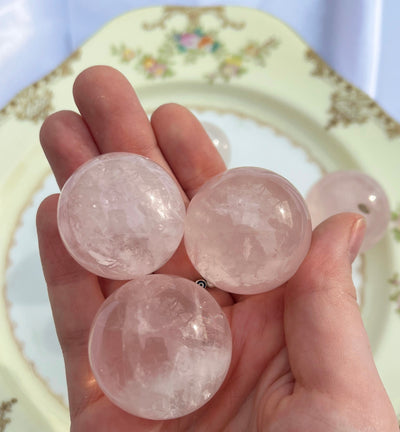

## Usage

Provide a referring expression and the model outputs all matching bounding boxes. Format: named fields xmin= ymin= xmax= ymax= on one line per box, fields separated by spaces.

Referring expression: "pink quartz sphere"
xmin=57 ymin=153 xmax=185 ymax=279
xmin=202 ymin=121 xmax=231 ymax=166
xmin=184 ymin=167 xmax=312 ymax=294
xmin=306 ymin=170 xmax=391 ymax=252
xmin=88 ymin=275 xmax=232 ymax=420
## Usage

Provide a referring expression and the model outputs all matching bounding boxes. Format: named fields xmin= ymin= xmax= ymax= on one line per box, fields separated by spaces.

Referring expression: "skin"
xmin=36 ymin=66 xmax=398 ymax=432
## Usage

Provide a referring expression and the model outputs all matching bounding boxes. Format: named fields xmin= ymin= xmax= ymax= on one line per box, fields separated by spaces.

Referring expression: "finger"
xmin=39 ymin=110 xmax=122 ymax=297
xmin=151 ymin=103 xmax=231 ymax=300
xmin=36 ymin=194 xmax=104 ymax=415
xmin=73 ymin=66 xmax=177 ymax=182
xmin=152 ymin=104 xmax=232 ymax=302
xmin=40 ymin=110 xmax=99 ymax=188
xmin=284 ymin=213 xmax=389 ymax=399
xmin=151 ymin=103 xmax=226 ymax=199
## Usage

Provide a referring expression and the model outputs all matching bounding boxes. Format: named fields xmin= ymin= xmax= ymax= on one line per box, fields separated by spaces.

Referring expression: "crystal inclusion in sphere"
xmin=306 ymin=171 xmax=390 ymax=252
xmin=184 ymin=167 xmax=312 ymax=294
xmin=88 ymin=275 xmax=232 ymax=420
xmin=57 ymin=153 xmax=185 ymax=279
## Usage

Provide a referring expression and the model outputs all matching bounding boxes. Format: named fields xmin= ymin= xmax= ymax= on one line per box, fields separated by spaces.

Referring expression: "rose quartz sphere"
xmin=184 ymin=167 xmax=312 ymax=294
xmin=88 ymin=275 xmax=232 ymax=420
xmin=202 ymin=121 xmax=231 ymax=166
xmin=306 ymin=171 xmax=390 ymax=252
xmin=57 ymin=153 xmax=185 ymax=279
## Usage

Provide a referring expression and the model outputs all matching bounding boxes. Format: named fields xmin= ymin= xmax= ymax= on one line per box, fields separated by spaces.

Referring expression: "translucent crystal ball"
xmin=202 ymin=121 xmax=231 ymax=166
xmin=89 ymin=275 xmax=232 ymax=420
xmin=306 ymin=170 xmax=391 ymax=252
xmin=57 ymin=153 xmax=185 ymax=279
xmin=184 ymin=167 xmax=312 ymax=294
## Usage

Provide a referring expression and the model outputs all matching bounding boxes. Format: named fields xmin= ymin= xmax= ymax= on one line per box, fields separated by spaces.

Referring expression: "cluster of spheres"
xmin=58 ymin=147 xmax=390 ymax=420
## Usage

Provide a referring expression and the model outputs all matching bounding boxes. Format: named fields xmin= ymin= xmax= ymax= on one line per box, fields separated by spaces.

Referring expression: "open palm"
xmin=36 ymin=66 xmax=397 ymax=432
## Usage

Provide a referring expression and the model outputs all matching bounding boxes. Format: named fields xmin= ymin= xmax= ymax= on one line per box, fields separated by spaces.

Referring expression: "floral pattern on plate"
xmin=111 ymin=14 xmax=279 ymax=82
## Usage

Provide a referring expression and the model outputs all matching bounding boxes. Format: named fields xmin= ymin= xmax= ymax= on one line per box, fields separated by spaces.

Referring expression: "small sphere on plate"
xmin=88 ymin=274 xmax=232 ymax=420
xmin=306 ymin=170 xmax=390 ymax=252
xmin=57 ymin=152 xmax=185 ymax=279
xmin=202 ymin=121 xmax=231 ymax=166
xmin=184 ymin=167 xmax=312 ymax=294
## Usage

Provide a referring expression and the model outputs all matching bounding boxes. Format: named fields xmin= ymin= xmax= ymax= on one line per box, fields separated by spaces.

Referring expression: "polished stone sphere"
xmin=88 ymin=275 xmax=232 ymax=420
xmin=202 ymin=121 xmax=231 ymax=166
xmin=306 ymin=170 xmax=390 ymax=252
xmin=184 ymin=167 xmax=312 ymax=294
xmin=57 ymin=153 xmax=185 ymax=279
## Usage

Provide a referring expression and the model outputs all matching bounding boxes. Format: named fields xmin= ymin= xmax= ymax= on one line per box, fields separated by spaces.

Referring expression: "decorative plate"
xmin=1 ymin=6 xmax=400 ymax=431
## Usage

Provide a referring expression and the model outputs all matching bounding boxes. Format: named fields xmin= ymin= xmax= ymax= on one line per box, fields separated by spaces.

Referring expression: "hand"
xmin=36 ymin=66 xmax=398 ymax=432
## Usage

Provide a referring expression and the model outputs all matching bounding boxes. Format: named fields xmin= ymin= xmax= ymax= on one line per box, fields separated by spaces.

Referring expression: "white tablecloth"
xmin=0 ymin=0 xmax=399 ymax=120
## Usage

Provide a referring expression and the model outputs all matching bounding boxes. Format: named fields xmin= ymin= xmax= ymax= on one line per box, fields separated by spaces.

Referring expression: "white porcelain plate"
xmin=1 ymin=6 xmax=400 ymax=431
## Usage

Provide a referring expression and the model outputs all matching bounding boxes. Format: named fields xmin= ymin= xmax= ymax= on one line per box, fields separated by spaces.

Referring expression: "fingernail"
xmin=348 ymin=217 xmax=366 ymax=262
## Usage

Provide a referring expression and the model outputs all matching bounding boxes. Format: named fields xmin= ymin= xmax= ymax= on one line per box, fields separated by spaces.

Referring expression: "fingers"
xmin=41 ymin=66 xmax=195 ymax=286
xmin=73 ymin=66 xmax=176 ymax=180
xmin=36 ymin=195 xmax=104 ymax=415
xmin=284 ymin=213 xmax=388 ymax=399
xmin=40 ymin=67 xmax=181 ymax=193
xmin=151 ymin=103 xmax=231 ymax=300
xmin=40 ymin=110 xmax=99 ymax=189
xmin=40 ymin=67 xmax=230 ymax=300
xmin=151 ymin=103 xmax=226 ymax=199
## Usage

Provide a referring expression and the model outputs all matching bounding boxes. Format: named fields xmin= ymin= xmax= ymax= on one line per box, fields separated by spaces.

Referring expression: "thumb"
xmin=284 ymin=213 xmax=387 ymax=398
